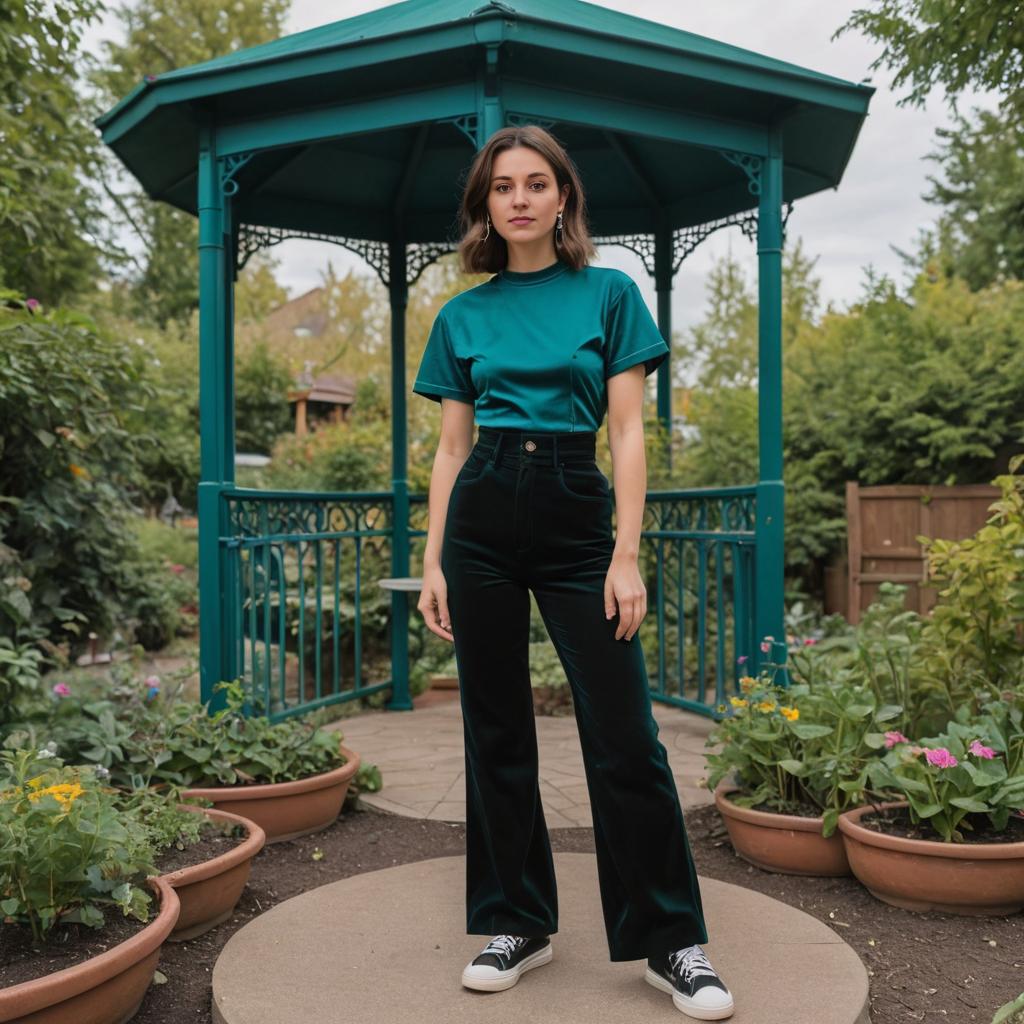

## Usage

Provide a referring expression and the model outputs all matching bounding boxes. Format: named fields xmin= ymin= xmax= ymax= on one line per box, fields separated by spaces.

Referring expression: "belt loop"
xmin=551 ymin=434 xmax=559 ymax=469
xmin=490 ymin=432 xmax=504 ymax=466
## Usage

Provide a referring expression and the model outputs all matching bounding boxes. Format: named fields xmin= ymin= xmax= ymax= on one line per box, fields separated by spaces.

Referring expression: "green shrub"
xmin=0 ymin=748 xmax=157 ymax=943
xmin=916 ymin=451 xmax=1024 ymax=700
xmin=0 ymin=294 xmax=157 ymax=649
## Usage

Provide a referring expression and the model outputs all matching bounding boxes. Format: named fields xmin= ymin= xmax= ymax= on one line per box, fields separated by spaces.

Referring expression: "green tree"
xmin=90 ymin=0 xmax=290 ymax=326
xmin=235 ymin=341 xmax=293 ymax=456
xmin=920 ymin=110 xmax=1024 ymax=289
xmin=0 ymin=0 xmax=107 ymax=304
xmin=834 ymin=0 xmax=1024 ymax=121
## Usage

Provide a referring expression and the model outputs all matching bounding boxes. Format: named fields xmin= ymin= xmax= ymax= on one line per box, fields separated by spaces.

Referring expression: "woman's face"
xmin=486 ymin=146 xmax=570 ymax=253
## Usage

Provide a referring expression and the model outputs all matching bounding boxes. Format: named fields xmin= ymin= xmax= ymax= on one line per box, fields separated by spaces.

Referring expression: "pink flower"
xmin=736 ymin=655 xmax=748 ymax=665
xmin=52 ymin=682 xmax=70 ymax=697
xmin=884 ymin=730 xmax=909 ymax=748
xmin=924 ymin=747 xmax=959 ymax=769
xmin=803 ymin=637 xmax=817 ymax=646
xmin=760 ymin=641 xmax=771 ymax=653
xmin=168 ymin=563 xmax=185 ymax=574
xmin=144 ymin=674 xmax=160 ymax=687
xmin=968 ymin=740 xmax=995 ymax=759
xmin=25 ymin=298 xmax=40 ymax=312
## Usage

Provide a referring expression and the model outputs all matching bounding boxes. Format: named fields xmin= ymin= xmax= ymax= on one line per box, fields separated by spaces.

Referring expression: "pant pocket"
xmin=556 ymin=463 xmax=610 ymax=502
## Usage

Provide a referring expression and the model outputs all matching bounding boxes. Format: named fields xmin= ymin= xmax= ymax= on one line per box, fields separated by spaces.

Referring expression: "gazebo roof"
xmin=95 ymin=0 xmax=874 ymax=246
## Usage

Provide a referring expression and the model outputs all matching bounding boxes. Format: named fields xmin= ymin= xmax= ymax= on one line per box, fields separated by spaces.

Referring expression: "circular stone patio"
xmin=211 ymin=851 xmax=870 ymax=1024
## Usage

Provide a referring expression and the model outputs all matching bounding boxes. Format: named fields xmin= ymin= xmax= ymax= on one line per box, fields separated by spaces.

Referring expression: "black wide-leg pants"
xmin=439 ymin=426 xmax=709 ymax=962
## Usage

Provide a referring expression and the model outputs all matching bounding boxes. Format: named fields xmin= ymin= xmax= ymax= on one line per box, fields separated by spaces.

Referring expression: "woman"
xmin=413 ymin=125 xmax=734 ymax=1022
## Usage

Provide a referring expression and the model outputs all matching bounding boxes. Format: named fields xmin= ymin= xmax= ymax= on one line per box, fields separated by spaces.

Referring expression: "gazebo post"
xmin=754 ymin=129 xmax=788 ymax=680
xmin=197 ymin=121 xmax=234 ymax=714
xmin=386 ymin=237 xmax=414 ymax=710
xmin=654 ymin=221 xmax=674 ymax=470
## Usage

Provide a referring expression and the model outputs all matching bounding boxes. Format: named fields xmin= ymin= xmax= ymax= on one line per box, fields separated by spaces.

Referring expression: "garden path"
xmin=324 ymin=687 xmax=719 ymax=825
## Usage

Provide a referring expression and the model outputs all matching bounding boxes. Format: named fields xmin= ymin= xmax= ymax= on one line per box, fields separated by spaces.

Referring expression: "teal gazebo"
xmin=95 ymin=0 xmax=873 ymax=720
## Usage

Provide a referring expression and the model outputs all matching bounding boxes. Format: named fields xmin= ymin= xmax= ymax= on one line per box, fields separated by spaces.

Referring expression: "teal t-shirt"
xmin=412 ymin=258 xmax=669 ymax=432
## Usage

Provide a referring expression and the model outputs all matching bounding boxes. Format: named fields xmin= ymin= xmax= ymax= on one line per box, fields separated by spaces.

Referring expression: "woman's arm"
xmin=604 ymin=363 xmax=650 ymax=641
xmin=417 ymin=398 xmax=475 ymax=642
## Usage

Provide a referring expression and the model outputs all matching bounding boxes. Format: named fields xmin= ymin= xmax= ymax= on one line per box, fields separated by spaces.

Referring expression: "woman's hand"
xmin=604 ymin=552 xmax=647 ymax=641
xmin=418 ymin=565 xmax=454 ymax=643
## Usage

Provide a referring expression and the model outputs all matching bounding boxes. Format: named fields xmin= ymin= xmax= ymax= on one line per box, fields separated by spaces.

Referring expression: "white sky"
xmin=85 ymin=0 xmax=998 ymax=327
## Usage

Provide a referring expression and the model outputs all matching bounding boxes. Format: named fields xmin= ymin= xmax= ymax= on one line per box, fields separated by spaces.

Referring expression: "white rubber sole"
xmin=644 ymin=966 xmax=735 ymax=1020
xmin=461 ymin=942 xmax=554 ymax=992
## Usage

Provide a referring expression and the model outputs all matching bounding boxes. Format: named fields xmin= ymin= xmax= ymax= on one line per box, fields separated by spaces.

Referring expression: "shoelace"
xmin=668 ymin=945 xmax=718 ymax=985
xmin=482 ymin=934 xmax=526 ymax=958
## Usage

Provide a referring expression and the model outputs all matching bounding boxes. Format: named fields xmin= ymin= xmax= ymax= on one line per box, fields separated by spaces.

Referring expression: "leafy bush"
xmin=916 ymin=452 xmax=1024 ymax=698
xmin=0 ymin=637 xmax=43 ymax=727
xmin=0 ymin=295 xmax=158 ymax=649
xmin=0 ymin=747 xmax=157 ymax=943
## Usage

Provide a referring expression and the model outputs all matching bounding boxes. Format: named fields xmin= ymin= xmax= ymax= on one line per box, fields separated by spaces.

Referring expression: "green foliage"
xmin=921 ymin=111 xmax=1024 ymax=289
xmin=916 ymin=452 xmax=1024 ymax=696
xmin=0 ymin=0 xmax=105 ymax=303
xmin=38 ymin=675 xmax=351 ymax=788
xmin=0 ymin=638 xmax=44 ymax=728
xmin=705 ymin=645 xmax=904 ymax=838
xmin=0 ymin=748 xmax=157 ymax=943
xmin=834 ymin=0 xmax=1024 ymax=124
xmin=993 ymin=990 xmax=1024 ymax=1024
xmin=784 ymin=271 xmax=1024 ymax=575
xmin=0 ymin=295 xmax=159 ymax=646
xmin=235 ymin=340 xmax=294 ymax=455
xmin=89 ymin=0 xmax=291 ymax=326
xmin=265 ymin=422 xmax=385 ymax=492
xmin=866 ymin=697 xmax=1024 ymax=842
xmin=132 ymin=517 xmax=198 ymax=571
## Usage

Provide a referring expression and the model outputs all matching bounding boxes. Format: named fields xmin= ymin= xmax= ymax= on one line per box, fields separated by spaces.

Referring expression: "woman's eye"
xmin=495 ymin=183 xmax=545 ymax=192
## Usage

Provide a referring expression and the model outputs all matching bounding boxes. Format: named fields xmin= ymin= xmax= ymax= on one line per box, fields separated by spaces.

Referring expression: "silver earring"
xmin=482 ymin=215 xmax=491 ymax=241
xmin=555 ymin=210 xmax=564 ymax=245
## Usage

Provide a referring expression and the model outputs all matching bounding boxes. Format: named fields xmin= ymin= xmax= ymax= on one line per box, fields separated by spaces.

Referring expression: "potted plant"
xmin=0 ymin=748 xmax=179 ymax=1024
xmin=120 ymin=783 xmax=267 ymax=941
xmin=705 ymin=636 xmax=907 ymax=877
xmin=168 ymin=681 xmax=361 ymax=843
xmin=838 ymin=698 xmax=1024 ymax=915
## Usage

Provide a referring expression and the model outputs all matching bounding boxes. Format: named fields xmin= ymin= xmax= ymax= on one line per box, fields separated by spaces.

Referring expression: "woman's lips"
xmin=510 ymin=218 xmax=533 ymax=224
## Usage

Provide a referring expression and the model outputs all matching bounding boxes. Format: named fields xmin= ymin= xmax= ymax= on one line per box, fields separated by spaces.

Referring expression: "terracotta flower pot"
xmin=158 ymin=805 xmax=267 ymax=941
xmin=837 ymin=799 xmax=1024 ymax=915
xmin=430 ymin=674 xmax=460 ymax=690
xmin=0 ymin=875 xmax=180 ymax=1024
xmin=181 ymin=739 xmax=360 ymax=844
xmin=713 ymin=781 xmax=852 ymax=877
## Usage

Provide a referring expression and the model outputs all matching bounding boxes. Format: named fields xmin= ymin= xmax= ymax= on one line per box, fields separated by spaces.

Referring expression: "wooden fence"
xmin=825 ymin=482 xmax=1001 ymax=624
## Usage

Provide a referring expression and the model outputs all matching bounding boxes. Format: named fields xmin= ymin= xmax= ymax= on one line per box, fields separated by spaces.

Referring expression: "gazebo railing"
xmin=217 ymin=484 xmax=756 ymax=722
xmin=221 ymin=488 xmax=397 ymax=722
xmin=641 ymin=485 xmax=757 ymax=715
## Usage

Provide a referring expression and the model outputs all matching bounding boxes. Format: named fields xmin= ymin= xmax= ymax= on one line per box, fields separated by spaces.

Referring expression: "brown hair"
xmin=455 ymin=125 xmax=598 ymax=274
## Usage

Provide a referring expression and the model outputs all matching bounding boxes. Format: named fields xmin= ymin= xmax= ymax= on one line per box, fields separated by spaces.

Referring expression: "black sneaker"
xmin=461 ymin=934 xmax=553 ymax=991
xmin=645 ymin=944 xmax=734 ymax=1020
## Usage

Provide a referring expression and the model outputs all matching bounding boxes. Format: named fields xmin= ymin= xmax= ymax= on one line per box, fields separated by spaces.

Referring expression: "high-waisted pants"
xmin=439 ymin=425 xmax=709 ymax=962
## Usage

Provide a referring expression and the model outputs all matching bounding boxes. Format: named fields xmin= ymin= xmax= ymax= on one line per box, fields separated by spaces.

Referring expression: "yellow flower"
xmin=26 ymin=775 xmax=47 ymax=789
xmin=739 ymin=675 xmax=757 ymax=693
xmin=755 ymin=700 xmax=777 ymax=713
xmin=729 ymin=696 xmax=748 ymax=708
xmin=68 ymin=463 xmax=90 ymax=480
xmin=27 ymin=782 xmax=84 ymax=811
xmin=780 ymin=706 xmax=800 ymax=721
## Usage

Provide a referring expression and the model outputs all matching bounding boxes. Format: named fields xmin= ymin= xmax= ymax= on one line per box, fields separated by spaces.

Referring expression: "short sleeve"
xmin=604 ymin=280 xmax=670 ymax=379
xmin=412 ymin=308 xmax=476 ymax=406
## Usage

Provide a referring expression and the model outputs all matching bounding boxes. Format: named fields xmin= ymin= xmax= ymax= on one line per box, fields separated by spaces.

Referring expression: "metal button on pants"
xmin=439 ymin=426 xmax=709 ymax=962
